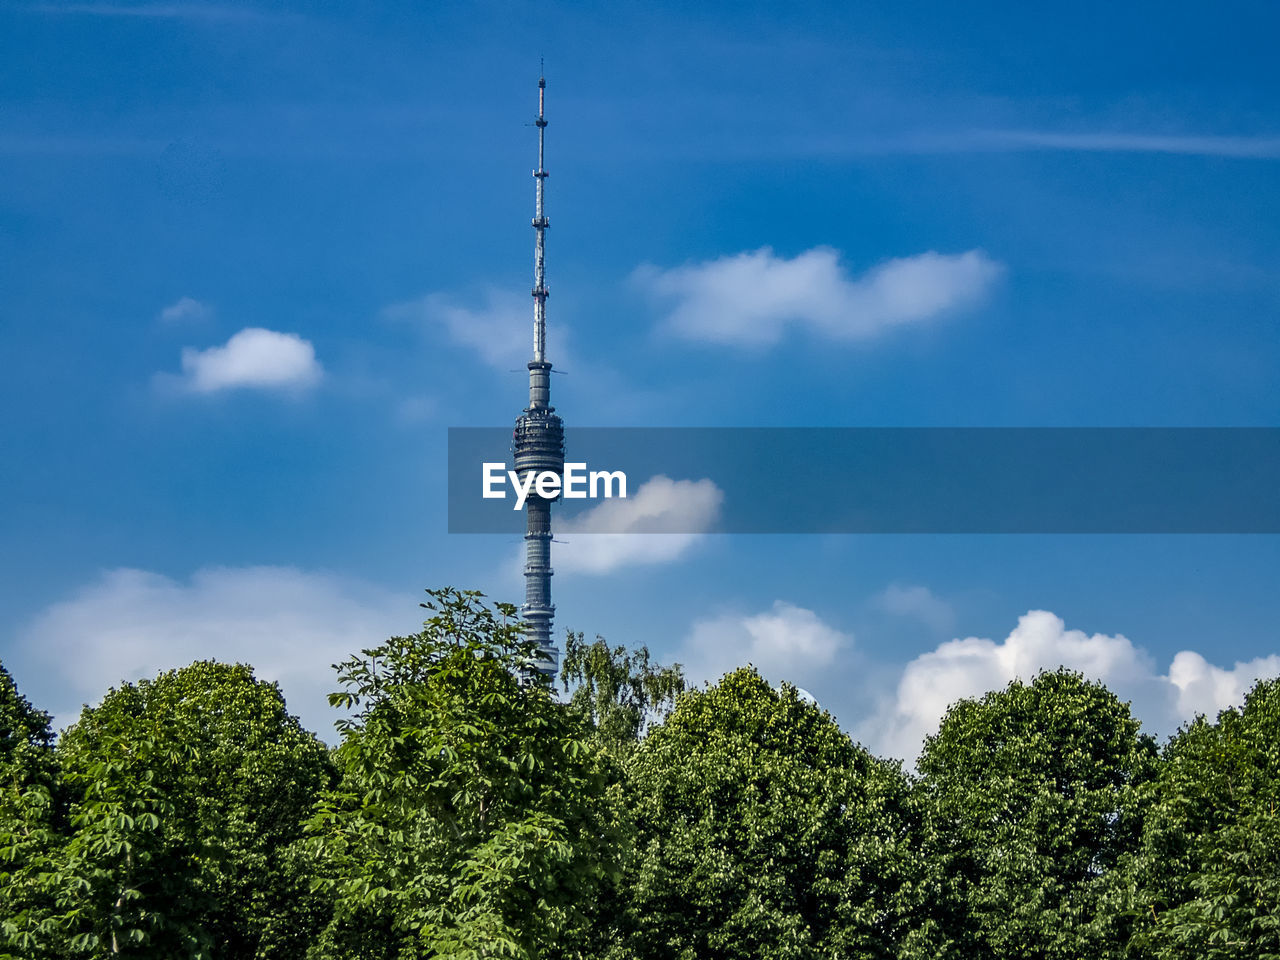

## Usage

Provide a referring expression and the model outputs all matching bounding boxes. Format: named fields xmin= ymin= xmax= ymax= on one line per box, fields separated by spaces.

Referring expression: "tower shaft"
xmin=513 ymin=74 xmax=563 ymax=679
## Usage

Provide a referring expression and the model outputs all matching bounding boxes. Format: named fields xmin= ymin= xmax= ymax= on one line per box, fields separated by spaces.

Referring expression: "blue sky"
xmin=2 ymin=0 xmax=1278 ymax=757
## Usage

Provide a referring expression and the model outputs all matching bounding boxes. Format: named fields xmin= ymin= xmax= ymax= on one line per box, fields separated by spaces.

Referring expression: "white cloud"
xmin=10 ymin=566 xmax=417 ymax=739
xmin=159 ymin=296 xmax=213 ymax=324
xmin=21 ymin=567 xmax=1278 ymax=771
xmin=677 ymin=601 xmax=851 ymax=691
xmin=384 ymin=290 xmax=569 ymax=371
xmin=637 ymin=246 xmax=1004 ymax=347
xmin=874 ymin=583 xmax=955 ymax=633
xmin=660 ymin=598 xmax=1280 ymax=765
xmin=178 ymin=327 xmax=323 ymax=393
xmin=554 ymin=475 xmax=723 ymax=574
xmin=858 ymin=610 xmax=1280 ymax=764
xmin=862 ymin=611 xmax=1156 ymax=761
xmin=1167 ymin=649 xmax=1280 ymax=719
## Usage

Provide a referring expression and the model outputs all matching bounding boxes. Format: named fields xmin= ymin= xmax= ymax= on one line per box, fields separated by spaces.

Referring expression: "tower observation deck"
xmin=513 ymin=74 xmax=564 ymax=679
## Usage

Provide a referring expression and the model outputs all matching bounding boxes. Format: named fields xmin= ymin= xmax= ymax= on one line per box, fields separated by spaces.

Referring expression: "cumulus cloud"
xmin=10 ymin=566 xmax=417 ymax=739
xmin=554 ymin=475 xmax=723 ymax=574
xmin=636 ymin=246 xmax=1003 ymax=347
xmin=857 ymin=609 xmax=1280 ymax=763
xmin=158 ymin=296 xmax=213 ymax=324
xmin=177 ymin=327 xmax=323 ymax=393
xmin=861 ymin=611 xmax=1156 ymax=761
xmin=660 ymin=597 xmax=1280 ymax=765
xmin=384 ymin=290 xmax=568 ymax=371
xmin=874 ymin=583 xmax=955 ymax=633
xmin=676 ymin=601 xmax=851 ymax=692
xmin=1167 ymin=649 xmax=1280 ymax=719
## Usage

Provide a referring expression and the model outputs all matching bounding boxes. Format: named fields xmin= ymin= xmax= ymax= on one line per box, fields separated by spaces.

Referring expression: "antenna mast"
xmin=532 ymin=72 xmax=548 ymax=365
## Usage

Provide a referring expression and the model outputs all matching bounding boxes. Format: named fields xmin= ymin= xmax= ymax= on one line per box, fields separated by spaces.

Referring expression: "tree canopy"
xmin=45 ymin=661 xmax=333 ymax=959
xmin=617 ymin=667 xmax=913 ymax=960
xmin=3 ymin=597 xmax=1278 ymax=959
xmin=911 ymin=668 xmax=1159 ymax=960
xmin=0 ymin=662 xmax=61 ymax=960
xmin=1129 ymin=677 xmax=1280 ymax=959
xmin=304 ymin=589 xmax=618 ymax=960
xmin=559 ymin=631 xmax=684 ymax=756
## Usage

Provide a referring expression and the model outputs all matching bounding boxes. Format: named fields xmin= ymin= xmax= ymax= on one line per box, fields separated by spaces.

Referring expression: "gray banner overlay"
xmin=448 ymin=428 xmax=1280 ymax=534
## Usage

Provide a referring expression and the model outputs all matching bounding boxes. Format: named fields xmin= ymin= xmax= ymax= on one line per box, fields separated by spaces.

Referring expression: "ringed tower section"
xmin=512 ymin=73 xmax=564 ymax=678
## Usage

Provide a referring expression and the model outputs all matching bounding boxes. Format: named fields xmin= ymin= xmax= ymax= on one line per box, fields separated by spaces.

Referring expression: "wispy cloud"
xmin=27 ymin=3 xmax=295 ymax=23
xmin=873 ymin=583 xmax=955 ymax=634
xmin=173 ymin=327 xmax=323 ymax=394
xmin=383 ymin=290 xmax=559 ymax=371
xmin=977 ymin=129 xmax=1280 ymax=159
xmin=637 ymin=247 xmax=1004 ymax=347
xmin=0 ymin=134 xmax=168 ymax=157
xmin=12 ymin=566 xmax=415 ymax=738
xmin=676 ymin=601 xmax=852 ymax=693
xmin=158 ymin=296 xmax=213 ymax=324
xmin=758 ymin=129 xmax=1280 ymax=161
xmin=394 ymin=394 xmax=436 ymax=425
xmin=554 ymin=475 xmax=724 ymax=574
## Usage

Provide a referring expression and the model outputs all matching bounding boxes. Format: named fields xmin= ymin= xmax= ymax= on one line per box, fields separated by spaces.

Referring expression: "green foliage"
xmin=553 ymin=633 xmax=684 ymax=959
xmin=0 ymin=661 xmax=62 ymax=959
xmin=911 ymin=668 xmax=1158 ymax=960
xmin=560 ymin=631 xmax=684 ymax=756
xmin=46 ymin=661 xmax=334 ymax=959
xmin=8 ymin=593 xmax=1280 ymax=959
xmin=305 ymin=588 xmax=617 ymax=960
xmin=1130 ymin=677 xmax=1280 ymax=959
xmin=615 ymin=667 xmax=913 ymax=960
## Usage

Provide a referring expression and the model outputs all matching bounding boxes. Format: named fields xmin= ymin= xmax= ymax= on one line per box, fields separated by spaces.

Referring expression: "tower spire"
xmin=512 ymin=72 xmax=564 ymax=679
xmin=532 ymin=71 xmax=548 ymax=368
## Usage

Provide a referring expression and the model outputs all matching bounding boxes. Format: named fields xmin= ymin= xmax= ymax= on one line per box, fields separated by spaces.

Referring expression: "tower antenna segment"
xmin=512 ymin=72 xmax=564 ymax=679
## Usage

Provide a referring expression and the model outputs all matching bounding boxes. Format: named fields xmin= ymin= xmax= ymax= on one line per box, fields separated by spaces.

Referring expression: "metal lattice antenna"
xmin=531 ymin=72 xmax=549 ymax=367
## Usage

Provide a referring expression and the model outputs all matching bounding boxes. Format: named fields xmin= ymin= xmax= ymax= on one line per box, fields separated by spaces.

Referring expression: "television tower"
xmin=512 ymin=73 xmax=564 ymax=679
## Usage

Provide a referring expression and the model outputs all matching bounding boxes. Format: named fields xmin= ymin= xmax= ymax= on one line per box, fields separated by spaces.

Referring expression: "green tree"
xmin=0 ymin=661 xmax=62 ymax=959
xmin=46 ymin=661 xmax=334 ymax=959
xmin=912 ymin=668 xmax=1158 ymax=960
xmin=305 ymin=589 xmax=617 ymax=960
xmin=554 ymin=633 xmax=683 ymax=959
xmin=1129 ymin=677 xmax=1280 ymax=959
xmin=616 ymin=667 xmax=914 ymax=960
xmin=559 ymin=631 xmax=684 ymax=756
